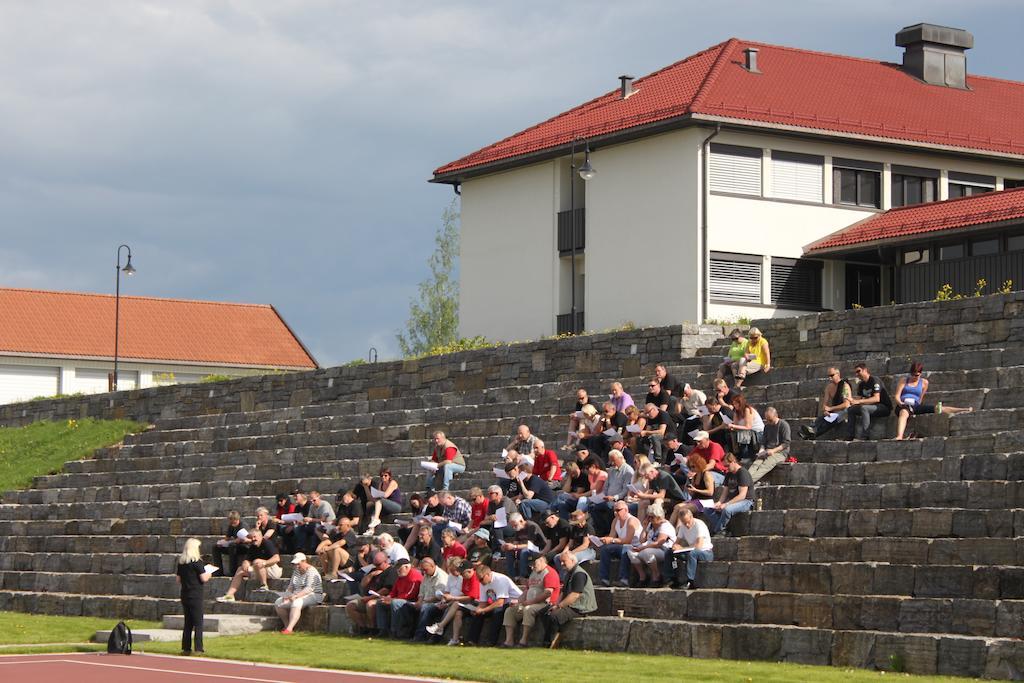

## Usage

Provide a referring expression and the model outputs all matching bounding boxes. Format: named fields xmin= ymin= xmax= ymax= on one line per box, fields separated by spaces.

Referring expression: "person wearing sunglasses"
xmin=799 ymin=367 xmax=852 ymax=440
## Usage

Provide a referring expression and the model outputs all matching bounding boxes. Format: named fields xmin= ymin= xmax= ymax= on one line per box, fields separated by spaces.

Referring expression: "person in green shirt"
xmin=717 ymin=329 xmax=747 ymax=382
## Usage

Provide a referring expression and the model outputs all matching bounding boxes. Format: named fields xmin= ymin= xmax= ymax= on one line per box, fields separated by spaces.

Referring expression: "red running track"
xmin=0 ymin=652 xmax=448 ymax=682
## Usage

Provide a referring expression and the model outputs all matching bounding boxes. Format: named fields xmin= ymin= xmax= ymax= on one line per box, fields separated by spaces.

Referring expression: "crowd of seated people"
xmin=203 ymin=323 xmax=980 ymax=644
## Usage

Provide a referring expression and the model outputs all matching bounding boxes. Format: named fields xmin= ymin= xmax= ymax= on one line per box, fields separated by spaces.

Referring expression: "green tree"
xmin=397 ymin=199 xmax=460 ymax=357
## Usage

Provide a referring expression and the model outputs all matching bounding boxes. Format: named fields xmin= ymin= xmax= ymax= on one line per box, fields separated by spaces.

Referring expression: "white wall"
xmin=459 ymin=162 xmax=558 ymax=341
xmin=586 ymin=129 xmax=703 ymax=330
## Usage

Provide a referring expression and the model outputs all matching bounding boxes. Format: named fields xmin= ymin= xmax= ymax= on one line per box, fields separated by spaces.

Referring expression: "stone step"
xmin=759 ymin=481 xmax=1024 ymax=512
xmin=767 ymin=452 xmax=1024 ymax=486
xmin=160 ymin=613 xmax=279 ymax=633
xmin=556 ymin=616 xmax=1024 ymax=679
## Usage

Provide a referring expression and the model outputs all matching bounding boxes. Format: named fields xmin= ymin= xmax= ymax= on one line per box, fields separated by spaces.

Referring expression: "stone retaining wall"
xmin=0 ymin=324 xmax=724 ymax=428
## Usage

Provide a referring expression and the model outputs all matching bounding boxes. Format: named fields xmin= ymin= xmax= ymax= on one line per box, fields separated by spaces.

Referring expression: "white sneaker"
xmin=447 ymin=638 xmax=459 ymax=646
xmin=426 ymin=623 xmax=443 ymax=636
xmin=367 ymin=519 xmax=380 ymax=532
xmin=215 ymin=595 xmax=235 ymax=603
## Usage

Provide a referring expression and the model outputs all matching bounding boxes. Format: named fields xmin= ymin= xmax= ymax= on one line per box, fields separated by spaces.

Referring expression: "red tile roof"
xmin=434 ymin=38 xmax=1024 ymax=179
xmin=805 ymin=186 xmax=1024 ymax=253
xmin=0 ymin=288 xmax=317 ymax=369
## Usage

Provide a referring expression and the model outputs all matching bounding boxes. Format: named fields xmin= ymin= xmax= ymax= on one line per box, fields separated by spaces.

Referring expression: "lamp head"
xmin=577 ymin=145 xmax=596 ymax=181
xmin=122 ymin=259 xmax=136 ymax=276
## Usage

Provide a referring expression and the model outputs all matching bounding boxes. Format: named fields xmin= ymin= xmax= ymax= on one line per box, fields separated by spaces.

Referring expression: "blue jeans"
xmin=376 ymin=598 xmax=409 ymax=635
xmin=846 ymin=404 xmax=890 ymax=440
xmin=519 ymin=498 xmax=550 ymax=521
xmin=554 ymin=492 xmax=579 ymax=519
xmin=433 ymin=462 xmax=465 ymax=491
xmin=664 ymin=548 xmax=714 ymax=582
xmin=710 ymin=471 xmax=725 ymax=487
xmin=413 ymin=603 xmax=443 ymax=641
xmin=705 ymin=499 xmax=754 ymax=534
xmin=598 ymin=543 xmax=632 ymax=582
xmin=505 ymin=549 xmax=538 ymax=579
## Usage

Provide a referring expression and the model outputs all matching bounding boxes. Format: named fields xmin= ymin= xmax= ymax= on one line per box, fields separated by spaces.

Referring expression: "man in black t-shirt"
xmin=212 ymin=511 xmax=245 ymax=577
xmin=316 ymin=516 xmax=359 ymax=579
xmin=409 ymin=524 xmax=443 ymax=568
xmin=216 ymin=529 xmax=282 ymax=601
xmin=645 ymin=379 xmax=671 ymax=411
xmin=845 ymin=363 xmax=893 ymax=441
xmin=640 ymin=403 xmax=674 ymax=463
xmin=335 ymin=490 xmax=365 ymax=532
xmin=468 ymin=529 xmax=494 ymax=567
xmin=541 ymin=510 xmax=570 ymax=560
xmin=655 ymin=364 xmax=684 ymax=396
xmin=705 ymin=454 xmax=754 ymax=535
xmin=346 ymin=551 xmax=397 ymax=634
xmin=502 ymin=513 xmax=547 ymax=580
xmin=517 ymin=469 xmax=556 ymax=521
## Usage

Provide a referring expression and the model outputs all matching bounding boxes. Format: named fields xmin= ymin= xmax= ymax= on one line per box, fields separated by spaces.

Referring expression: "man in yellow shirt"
xmin=733 ymin=327 xmax=771 ymax=390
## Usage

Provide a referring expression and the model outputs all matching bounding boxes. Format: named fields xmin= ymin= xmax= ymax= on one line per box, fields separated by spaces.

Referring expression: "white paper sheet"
xmin=823 ymin=412 xmax=840 ymax=423
xmin=720 ymin=412 xmax=733 ymax=425
xmin=493 ymin=466 xmax=510 ymax=480
xmin=420 ymin=460 xmax=439 ymax=472
xmin=370 ymin=486 xmax=387 ymax=499
xmin=281 ymin=513 xmax=303 ymax=523
xmin=494 ymin=508 xmax=508 ymax=529
xmin=203 ymin=564 xmax=219 ymax=575
xmin=626 ymin=424 xmax=642 ymax=434
xmin=587 ymin=534 xmax=604 ymax=548
xmin=235 ymin=528 xmax=249 ymax=540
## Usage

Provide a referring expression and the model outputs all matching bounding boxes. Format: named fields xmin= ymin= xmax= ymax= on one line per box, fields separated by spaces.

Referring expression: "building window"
xmin=903 ymin=248 xmax=930 ymax=265
xmin=770 ymin=151 xmax=823 ymax=203
xmin=709 ymin=143 xmax=762 ymax=196
xmin=971 ymin=238 xmax=1000 ymax=256
xmin=1003 ymin=179 xmax=1024 ymax=190
xmin=832 ymin=158 xmax=881 ymax=208
xmin=948 ymin=172 xmax=995 ymax=199
xmin=891 ymin=166 xmax=939 ymax=207
xmin=709 ymin=251 xmax=762 ymax=304
xmin=770 ymin=257 xmax=823 ymax=310
xmin=1009 ymin=234 xmax=1024 ymax=252
xmin=939 ymin=243 xmax=965 ymax=260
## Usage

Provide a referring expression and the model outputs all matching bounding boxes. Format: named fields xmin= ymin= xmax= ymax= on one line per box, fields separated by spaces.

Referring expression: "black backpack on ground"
xmin=107 ymin=621 xmax=132 ymax=654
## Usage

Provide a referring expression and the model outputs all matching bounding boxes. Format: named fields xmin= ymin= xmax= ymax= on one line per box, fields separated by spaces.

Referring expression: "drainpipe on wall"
xmin=700 ymin=124 xmax=721 ymax=323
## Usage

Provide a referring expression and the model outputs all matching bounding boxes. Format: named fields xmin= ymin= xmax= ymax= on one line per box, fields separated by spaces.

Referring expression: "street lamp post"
xmin=113 ymin=244 xmax=136 ymax=391
xmin=568 ymin=139 xmax=596 ymax=334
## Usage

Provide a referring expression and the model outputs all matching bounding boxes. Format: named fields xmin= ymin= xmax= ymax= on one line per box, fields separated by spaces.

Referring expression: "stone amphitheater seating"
xmin=0 ymin=300 xmax=1023 ymax=680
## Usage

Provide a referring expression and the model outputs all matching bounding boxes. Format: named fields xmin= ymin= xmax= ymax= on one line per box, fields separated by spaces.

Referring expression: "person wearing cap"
xmin=689 ymin=430 xmax=727 ymax=486
xmin=216 ymin=528 xmax=281 ymax=602
xmin=410 ymin=556 xmax=449 ymax=642
xmin=274 ymin=553 xmax=323 ymax=634
xmin=501 ymin=553 xmax=561 ymax=647
xmin=376 ymin=558 xmax=423 ymax=638
xmin=211 ymin=510 xmax=244 ymax=578
xmin=540 ymin=509 xmax=570 ymax=562
xmin=732 ymin=327 xmax=771 ymax=390
xmin=467 ymin=528 xmax=493 ymax=567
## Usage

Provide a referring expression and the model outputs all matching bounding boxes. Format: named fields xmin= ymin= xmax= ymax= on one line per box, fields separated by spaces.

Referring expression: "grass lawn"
xmin=0 ymin=611 xmax=159 ymax=648
xmin=138 ymin=631 xmax=975 ymax=683
xmin=0 ymin=418 xmax=145 ymax=492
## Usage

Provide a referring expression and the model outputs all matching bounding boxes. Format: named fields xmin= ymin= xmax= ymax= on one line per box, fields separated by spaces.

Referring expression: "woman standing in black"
xmin=175 ymin=537 xmax=212 ymax=655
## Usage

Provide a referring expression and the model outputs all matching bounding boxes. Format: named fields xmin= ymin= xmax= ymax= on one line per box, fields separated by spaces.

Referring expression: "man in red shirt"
xmin=376 ymin=559 xmax=422 ymax=638
xmin=689 ymin=430 xmax=726 ymax=486
xmin=430 ymin=431 xmax=466 ymax=491
xmin=531 ymin=440 xmax=562 ymax=484
xmin=501 ymin=554 xmax=561 ymax=647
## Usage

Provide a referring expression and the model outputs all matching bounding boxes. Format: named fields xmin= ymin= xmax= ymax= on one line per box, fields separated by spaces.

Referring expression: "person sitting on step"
xmin=726 ymin=395 xmax=764 ymax=462
xmin=216 ymin=528 xmax=281 ymax=601
xmin=345 ymin=551 xmax=396 ymax=635
xmin=717 ymin=328 xmax=748 ymax=383
xmin=463 ymin=563 xmax=523 ymax=647
xmin=544 ymin=549 xmax=597 ymax=649
xmin=748 ymin=407 xmax=791 ymax=483
xmin=664 ymin=507 xmax=713 ymax=590
xmin=316 ymin=516 xmax=358 ymax=580
xmin=364 ymin=467 xmax=403 ymax=533
xmin=439 ymin=527 xmax=467 ymax=563
xmin=408 ymin=524 xmax=442 ymax=568
xmin=505 ymin=424 xmax=537 ymax=461
xmin=626 ymin=503 xmax=676 ymax=587
xmin=704 ymin=454 xmax=754 ymax=535
xmin=596 ymin=500 xmax=643 ymax=587
xmin=274 ymin=552 xmax=323 ymax=635
xmin=639 ymin=402 xmax=673 ymax=463
xmin=501 ymin=553 xmax=561 ymax=648
xmin=253 ymin=506 xmax=278 ymax=542
xmin=609 ymin=381 xmax=634 ymax=413
xmin=375 ymin=558 xmax=422 ymax=639
xmin=376 ymin=532 xmax=410 ymax=565
xmin=845 ymin=363 xmax=893 ymax=441
xmin=800 ymin=367 xmax=853 ymax=441
xmin=429 ymin=431 xmax=466 ymax=491
xmin=731 ymin=327 xmax=771 ymax=390
xmin=893 ymin=361 xmax=974 ymax=440
xmin=530 ymin=439 xmax=562 ymax=486
xmin=425 ymin=557 xmax=480 ymax=645
xmin=563 ymin=388 xmax=597 ymax=450
xmin=211 ymin=510 xmax=244 ymax=578
xmin=672 ymin=452 xmax=715 ymax=520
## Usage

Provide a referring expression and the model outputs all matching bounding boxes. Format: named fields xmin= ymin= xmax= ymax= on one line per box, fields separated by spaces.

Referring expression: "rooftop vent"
xmin=743 ymin=47 xmax=760 ymax=73
xmin=619 ymin=75 xmax=635 ymax=99
xmin=895 ymin=23 xmax=973 ymax=89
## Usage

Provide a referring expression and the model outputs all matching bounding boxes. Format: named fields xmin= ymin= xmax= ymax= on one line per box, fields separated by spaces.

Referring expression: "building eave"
xmin=805 ymin=215 xmax=1024 ymax=257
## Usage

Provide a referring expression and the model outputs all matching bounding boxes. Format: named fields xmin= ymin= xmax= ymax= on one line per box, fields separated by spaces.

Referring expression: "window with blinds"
xmin=770 ymin=257 xmax=823 ymax=310
xmin=710 ymin=252 xmax=762 ymax=304
xmin=709 ymin=143 xmax=762 ymax=196
xmin=770 ymin=151 xmax=823 ymax=203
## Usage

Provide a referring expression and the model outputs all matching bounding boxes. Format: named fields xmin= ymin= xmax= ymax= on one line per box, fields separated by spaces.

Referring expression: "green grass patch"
xmin=0 ymin=418 xmax=145 ymax=491
xmin=139 ymin=632 xmax=973 ymax=682
xmin=0 ymin=611 xmax=159 ymax=645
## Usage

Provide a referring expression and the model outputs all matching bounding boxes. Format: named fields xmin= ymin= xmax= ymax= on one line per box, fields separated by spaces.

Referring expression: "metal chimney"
xmin=895 ymin=23 xmax=973 ymax=89
xmin=743 ymin=48 xmax=760 ymax=73
xmin=619 ymin=75 xmax=635 ymax=99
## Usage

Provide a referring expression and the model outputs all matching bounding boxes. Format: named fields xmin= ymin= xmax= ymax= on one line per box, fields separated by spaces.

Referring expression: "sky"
xmin=2 ymin=1 xmax=1022 ymax=366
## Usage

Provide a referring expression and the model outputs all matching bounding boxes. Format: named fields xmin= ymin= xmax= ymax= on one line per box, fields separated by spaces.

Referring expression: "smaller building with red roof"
xmin=0 ymin=288 xmax=317 ymax=405
xmin=432 ymin=22 xmax=1024 ymax=341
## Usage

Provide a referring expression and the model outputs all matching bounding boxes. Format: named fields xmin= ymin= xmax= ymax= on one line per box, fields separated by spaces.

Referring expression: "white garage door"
xmin=0 ymin=364 xmax=60 ymax=405
xmin=73 ymin=367 xmax=138 ymax=394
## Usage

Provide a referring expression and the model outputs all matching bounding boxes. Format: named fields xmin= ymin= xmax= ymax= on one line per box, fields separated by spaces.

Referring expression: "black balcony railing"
xmin=556 ymin=311 xmax=585 ymax=335
xmin=897 ymin=251 xmax=1024 ymax=303
xmin=557 ymin=208 xmax=585 ymax=254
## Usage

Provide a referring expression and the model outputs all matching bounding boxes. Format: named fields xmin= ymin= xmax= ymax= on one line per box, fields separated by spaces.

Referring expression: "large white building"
xmin=0 ymin=287 xmax=317 ymax=405
xmin=432 ymin=24 xmax=1024 ymax=342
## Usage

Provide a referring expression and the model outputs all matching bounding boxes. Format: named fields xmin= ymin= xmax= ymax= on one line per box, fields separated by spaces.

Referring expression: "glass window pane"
xmin=923 ymin=178 xmax=937 ymax=203
xmin=1008 ymin=234 xmax=1024 ymax=251
xmin=906 ymin=177 xmax=922 ymax=205
xmin=948 ymin=183 xmax=966 ymax=198
xmin=858 ymin=171 xmax=879 ymax=208
xmin=971 ymin=239 xmax=999 ymax=256
xmin=891 ymin=175 xmax=904 ymax=206
xmin=1005 ymin=179 xmax=1024 ymax=190
xmin=939 ymin=244 xmax=965 ymax=260
xmin=903 ymin=249 xmax=929 ymax=265
xmin=837 ymin=169 xmax=857 ymax=204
